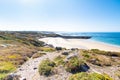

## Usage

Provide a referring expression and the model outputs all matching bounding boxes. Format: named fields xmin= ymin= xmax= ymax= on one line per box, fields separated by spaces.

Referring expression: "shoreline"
xmin=88 ymin=38 xmax=120 ymax=48
xmin=89 ymin=39 xmax=120 ymax=48
xmin=39 ymin=37 xmax=120 ymax=52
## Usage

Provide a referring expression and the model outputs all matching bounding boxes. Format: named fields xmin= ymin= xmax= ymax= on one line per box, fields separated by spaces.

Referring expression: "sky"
xmin=0 ymin=0 xmax=120 ymax=32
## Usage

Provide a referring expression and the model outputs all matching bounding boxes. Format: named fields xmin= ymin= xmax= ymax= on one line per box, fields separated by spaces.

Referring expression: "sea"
xmin=56 ymin=32 xmax=120 ymax=47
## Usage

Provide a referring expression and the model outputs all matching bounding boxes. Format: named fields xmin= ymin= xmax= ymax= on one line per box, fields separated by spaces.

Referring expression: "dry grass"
xmin=0 ymin=61 xmax=16 ymax=79
xmin=80 ymin=49 xmax=120 ymax=66
xmin=39 ymin=47 xmax=55 ymax=52
xmin=32 ymin=52 xmax=46 ymax=59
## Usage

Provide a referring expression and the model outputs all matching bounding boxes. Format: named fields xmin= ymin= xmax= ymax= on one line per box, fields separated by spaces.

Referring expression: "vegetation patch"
xmin=115 ymin=69 xmax=120 ymax=79
xmin=91 ymin=49 xmax=120 ymax=57
xmin=39 ymin=47 xmax=55 ymax=52
xmin=81 ymin=49 xmax=120 ymax=66
xmin=32 ymin=52 xmax=46 ymax=59
xmin=0 ymin=62 xmax=16 ymax=79
xmin=54 ymin=56 xmax=65 ymax=66
xmin=69 ymin=72 xmax=113 ymax=80
xmin=64 ymin=56 xmax=87 ymax=73
xmin=38 ymin=59 xmax=56 ymax=76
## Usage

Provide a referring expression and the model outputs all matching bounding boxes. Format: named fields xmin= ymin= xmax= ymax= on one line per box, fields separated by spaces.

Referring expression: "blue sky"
xmin=0 ymin=0 xmax=120 ymax=32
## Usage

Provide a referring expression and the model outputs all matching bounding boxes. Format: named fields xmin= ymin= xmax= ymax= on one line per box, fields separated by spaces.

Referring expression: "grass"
xmin=7 ymin=54 xmax=21 ymax=59
xmin=32 ymin=52 xmax=46 ymax=59
xmin=39 ymin=47 xmax=55 ymax=52
xmin=38 ymin=59 xmax=56 ymax=76
xmin=81 ymin=49 xmax=120 ymax=66
xmin=69 ymin=72 xmax=113 ymax=80
xmin=0 ymin=62 xmax=16 ymax=79
xmin=115 ymin=69 xmax=120 ymax=79
xmin=54 ymin=56 xmax=65 ymax=66
xmin=65 ymin=56 xmax=85 ymax=73
xmin=91 ymin=49 xmax=120 ymax=57
xmin=0 ymin=32 xmax=46 ymax=79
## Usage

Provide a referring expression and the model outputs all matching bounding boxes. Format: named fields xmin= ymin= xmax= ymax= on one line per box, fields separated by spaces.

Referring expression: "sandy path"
xmin=39 ymin=37 xmax=120 ymax=52
xmin=14 ymin=52 xmax=60 ymax=80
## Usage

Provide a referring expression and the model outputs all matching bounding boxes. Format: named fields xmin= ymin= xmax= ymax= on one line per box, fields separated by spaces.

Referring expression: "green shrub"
xmin=65 ymin=57 xmax=85 ymax=73
xmin=91 ymin=49 xmax=120 ymax=57
xmin=54 ymin=56 xmax=65 ymax=66
xmin=69 ymin=72 xmax=113 ymax=80
xmin=82 ymin=52 xmax=90 ymax=59
xmin=115 ymin=70 xmax=120 ymax=79
xmin=0 ymin=62 xmax=16 ymax=79
xmin=38 ymin=59 xmax=56 ymax=76
xmin=39 ymin=47 xmax=55 ymax=52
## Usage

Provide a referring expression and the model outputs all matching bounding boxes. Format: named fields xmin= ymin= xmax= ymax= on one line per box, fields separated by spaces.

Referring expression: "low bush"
xmin=81 ymin=49 xmax=119 ymax=66
xmin=0 ymin=62 xmax=16 ymax=79
xmin=65 ymin=56 xmax=86 ymax=73
xmin=69 ymin=72 xmax=113 ymax=80
xmin=54 ymin=56 xmax=65 ymax=66
xmin=38 ymin=59 xmax=56 ymax=76
xmin=115 ymin=70 xmax=120 ymax=79
xmin=91 ymin=49 xmax=120 ymax=57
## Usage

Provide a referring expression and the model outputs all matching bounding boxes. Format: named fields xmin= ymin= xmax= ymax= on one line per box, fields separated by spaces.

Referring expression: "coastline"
xmin=39 ymin=37 xmax=120 ymax=52
xmin=89 ymin=39 xmax=120 ymax=48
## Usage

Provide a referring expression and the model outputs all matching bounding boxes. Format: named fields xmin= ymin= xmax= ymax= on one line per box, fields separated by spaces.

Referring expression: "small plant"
xmin=54 ymin=56 xmax=65 ymax=66
xmin=65 ymin=56 xmax=86 ymax=73
xmin=82 ymin=52 xmax=91 ymax=59
xmin=38 ymin=59 xmax=56 ymax=76
xmin=69 ymin=72 xmax=113 ymax=80
xmin=115 ymin=70 xmax=120 ymax=79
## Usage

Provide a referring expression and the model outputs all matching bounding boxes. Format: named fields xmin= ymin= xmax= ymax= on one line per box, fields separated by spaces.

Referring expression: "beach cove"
xmin=39 ymin=37 xmax=120 ymax=52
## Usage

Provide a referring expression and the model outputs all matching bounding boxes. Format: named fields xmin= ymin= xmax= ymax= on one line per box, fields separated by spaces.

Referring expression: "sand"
xmin=39 ymin=37 xmax=120 ymax=52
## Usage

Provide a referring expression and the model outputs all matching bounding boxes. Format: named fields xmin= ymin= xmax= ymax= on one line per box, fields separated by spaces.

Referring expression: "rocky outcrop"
xmin=3 ymin=73 xmax=20 ymax=80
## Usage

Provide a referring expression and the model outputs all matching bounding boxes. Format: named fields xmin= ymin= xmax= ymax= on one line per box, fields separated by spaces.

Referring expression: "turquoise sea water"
xmin=57 ymin=32 xmax=120 ymax=47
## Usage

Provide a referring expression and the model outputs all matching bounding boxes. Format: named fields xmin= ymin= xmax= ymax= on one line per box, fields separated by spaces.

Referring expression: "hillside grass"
xmin=81 ymin=49 xmax=120 ymax=66
xmin=0 ymin=62 xmax=16 ymax=79
xmin=69 ymin=72 xmax=113 ymax=80
xmin=54 ymin=55 xmax=65 ymax=66
xmin=0 ymin=32 xmax=46 ymax=79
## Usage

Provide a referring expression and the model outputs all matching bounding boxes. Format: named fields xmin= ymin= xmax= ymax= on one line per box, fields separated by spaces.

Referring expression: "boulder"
xmin=33 ymin=67 xmax=37 ymax=70
xmin=62 ymin=52 xmax=69 ymax=55
xmin=55 ymin=47 xmax=62 ymax=50
xmin=3 ymin=73 xmax=20 ymax=80
xmin=66 ymin=53 xmax=78 ymax=60
xmin=71 ymin=48 xmax=77 ymax=51
xmin=79 ymin=63 xmax=90 ymax=72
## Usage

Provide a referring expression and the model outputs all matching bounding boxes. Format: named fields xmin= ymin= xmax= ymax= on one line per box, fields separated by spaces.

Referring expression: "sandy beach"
xmin=39 ymin=37 xmax=120 ymax=52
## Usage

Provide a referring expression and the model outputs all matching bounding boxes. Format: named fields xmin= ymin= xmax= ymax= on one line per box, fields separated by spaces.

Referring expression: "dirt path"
xmin=14 ymin=51 xmax=60 ymax=80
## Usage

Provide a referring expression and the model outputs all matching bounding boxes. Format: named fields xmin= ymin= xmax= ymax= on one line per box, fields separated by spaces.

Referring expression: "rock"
xmin=33 ymin=67 xmax=37 ymax=70
xmin=79 ymin=63 xmax=90 ymax=72
xmin=19 ymin=68 xmax=23 ymax=71
xmin=3 ymin=73 xmax=20 ymax=80
xmin=23 ymin=78 xmax=26 ymax=80
xmin=55 ymin=47 xmax=62 ymax=50
xmin=47 ymin=44 xmax=54 ymax=48
xmin=66 ymin=53 xmax=78 ymax=60
xmin=62 ymin=52 xmax=69 ymax=55
xmin=20 ymin=77 xmax=26 ymax=80
xmin=71 ymin=48 xmax=77 ymax=51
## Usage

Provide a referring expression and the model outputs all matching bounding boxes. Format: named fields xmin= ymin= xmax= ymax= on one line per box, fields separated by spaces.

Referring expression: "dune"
xmin=39 ymin=37 xmax=120 ymax=52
